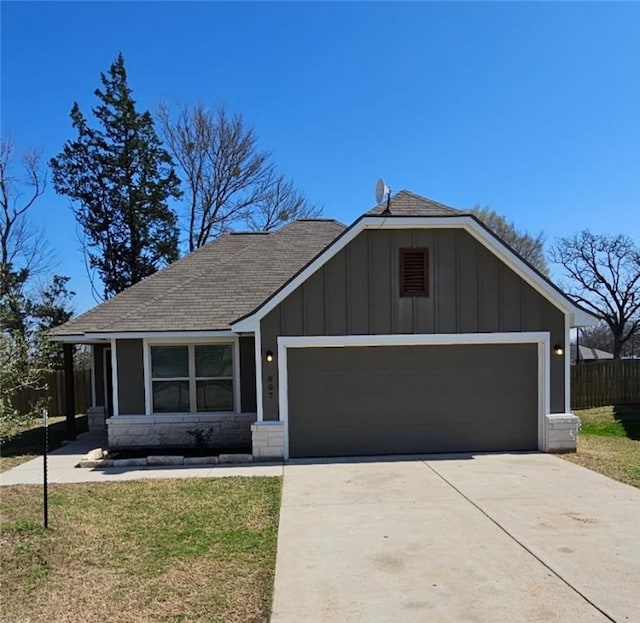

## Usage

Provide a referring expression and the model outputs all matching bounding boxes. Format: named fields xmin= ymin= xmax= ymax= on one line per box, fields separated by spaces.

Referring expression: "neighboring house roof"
xmin=50 ymin=219 xmax=346 ymax=336
xmin=570 ymin=344 xmax=613 ymax=361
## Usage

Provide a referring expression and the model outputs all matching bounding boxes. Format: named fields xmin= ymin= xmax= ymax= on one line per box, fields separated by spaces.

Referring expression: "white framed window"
xmin=149 ymin=343 xmax=235 ymax=414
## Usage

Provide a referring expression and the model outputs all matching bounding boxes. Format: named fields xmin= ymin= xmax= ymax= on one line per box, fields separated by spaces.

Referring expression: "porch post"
xmin=63 ymin=343 xmax=76 ymax=440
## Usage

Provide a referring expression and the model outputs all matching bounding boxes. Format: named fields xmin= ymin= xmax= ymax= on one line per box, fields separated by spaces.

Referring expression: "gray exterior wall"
xmin=239 ymin=336 xmax=257 ymax=413
xmin=93 ymin=344 xmax=106 ymax=407
xmin=112 ymin=337 xmax=255 ymax=418
xmin=287 ymin=343 xmax=539 ymax=457
xmin=116 ymin=339 xmax=145 ymax=415
xmin=261 ymin=228 xmax=566 ymax=421
xmin=107 ymin=338 xmax=256 ymax=450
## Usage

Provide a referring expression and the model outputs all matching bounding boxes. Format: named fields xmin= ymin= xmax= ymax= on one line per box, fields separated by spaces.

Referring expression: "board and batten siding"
xmin=260 ymin=228 xmax=566 ymax=421
xmin=92 ymin=344 xmax=106 ymax=408
xmin=116 ymin=339 xmax=145 ymax=415
xmin=239 ymin=335 xmax=257 ymax=412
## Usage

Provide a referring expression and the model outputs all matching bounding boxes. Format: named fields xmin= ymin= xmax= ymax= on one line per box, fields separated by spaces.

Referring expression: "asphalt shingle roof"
xmin=367 ymin=190 xmax=464 ymax=217
xmin=51 ymin=191 xmax=476 ymax=337
xmin=52 ymin=219 xmax=346 ymax=335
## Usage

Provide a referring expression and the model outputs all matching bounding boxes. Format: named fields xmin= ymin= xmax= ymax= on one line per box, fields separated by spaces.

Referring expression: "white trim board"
xmin=232 ymin=216 xmax=597 ymax=332
xmin=90 ymin=347 xmax=96 ymax=408
xmin=255 ymin=323 xmax=264 ymax=422
xmin=564 ymin=314 xmax=571 ymax=413
xmin=277 ymin=332 xmax=554 ymax=460
xmin=86 ymin=330 xmax=237 ymax=340
xmin=103 ymin=346 xmax=112 ymax=417
xmin=50 ymin=335 xmax=106 ymax=344
xmin=110 ymin=340 xmax=119 ymax=417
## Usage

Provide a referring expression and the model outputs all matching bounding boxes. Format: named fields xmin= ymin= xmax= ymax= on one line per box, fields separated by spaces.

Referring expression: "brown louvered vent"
xmin=400 ymin=248 xmax=429 ymax=297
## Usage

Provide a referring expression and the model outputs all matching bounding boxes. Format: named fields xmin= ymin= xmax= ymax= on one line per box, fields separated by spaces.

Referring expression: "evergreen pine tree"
xmin=50 ymin=53 xmax=181 ymax=299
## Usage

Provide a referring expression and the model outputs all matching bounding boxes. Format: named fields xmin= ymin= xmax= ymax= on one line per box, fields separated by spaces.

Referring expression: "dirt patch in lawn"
xmin=0 ymin=453 xmax=38 ymax=473
xmin=0 ymin=477 xmax=281 ymax=623
xmin=563 ymin=435 xmax=640 ymax=488
xmin=563 ymin=405 xmax=640 ymax=489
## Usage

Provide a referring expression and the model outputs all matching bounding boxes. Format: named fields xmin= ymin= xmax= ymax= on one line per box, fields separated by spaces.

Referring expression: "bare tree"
xmin=158 ymin=103 xmax=269 ymax=250
xmin=247 ymin=173 xmax=321 ymax=232
xmin=0 ymin=138 xmax=51 ymax=276
xmin=551 ymin=231 xmax=640 ymax=359
xmin=0 ymin=139 xmax=73 ymax=438
xmin=0 ymin=138 xmax=53 ymax=334
xmin=158 ymin=103 xmax=320 ymax=250
xmin=472 ymin=206 xmax=548 ymax=275
xmin=578 ymin=322 xmax=637 ymax=358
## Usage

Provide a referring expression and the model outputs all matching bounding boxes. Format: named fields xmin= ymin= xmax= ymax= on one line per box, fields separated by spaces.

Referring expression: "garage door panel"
xmin=287 ymin=343 xmax=539 ymax=458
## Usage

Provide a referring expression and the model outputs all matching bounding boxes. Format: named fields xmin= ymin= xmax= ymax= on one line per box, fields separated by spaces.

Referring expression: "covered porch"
xmin=52 ymin=332 xmax=271 ymax=456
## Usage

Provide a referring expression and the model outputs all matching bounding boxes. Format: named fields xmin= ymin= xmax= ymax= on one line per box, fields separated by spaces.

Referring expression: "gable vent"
xmin=400 ymin=248 xmax=429 ymax=297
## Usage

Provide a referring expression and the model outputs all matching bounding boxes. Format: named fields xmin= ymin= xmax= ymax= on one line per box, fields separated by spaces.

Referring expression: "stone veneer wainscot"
xmin=107 ymin=413 xmax=255 ymax=450
xmin=251 ymin=421 xmax=285 ymax=460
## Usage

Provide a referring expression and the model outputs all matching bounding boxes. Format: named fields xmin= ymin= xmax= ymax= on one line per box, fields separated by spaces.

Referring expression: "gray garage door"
xmin=287 ymin=343 xmax=539 ymax=458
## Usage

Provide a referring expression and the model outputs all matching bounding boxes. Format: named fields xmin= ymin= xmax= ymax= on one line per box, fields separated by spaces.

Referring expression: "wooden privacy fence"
xmin=571 ymin=360 xmax=640 ymax=409
xmin=14 ymin=368 xmax=92 ymax=417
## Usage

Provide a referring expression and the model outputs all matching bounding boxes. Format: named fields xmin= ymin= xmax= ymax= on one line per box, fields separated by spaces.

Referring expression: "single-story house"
xmin=51 ymin=191 xmax=597 ymax=458
xmin=570 ymin=344 xmax=613 ymax=363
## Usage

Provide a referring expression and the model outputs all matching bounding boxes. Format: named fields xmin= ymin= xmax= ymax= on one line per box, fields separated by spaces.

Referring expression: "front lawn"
xmin=0 ymin=477 xmax=281 ymax=623
xmin=563 ymin=405 xmax=640 ymax=488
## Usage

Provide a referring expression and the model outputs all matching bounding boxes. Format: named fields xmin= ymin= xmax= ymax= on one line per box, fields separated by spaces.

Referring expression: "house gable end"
xmin=258 ymin=227 xmax=568 ymax=421
xmin=233 ymin=215 xmax=595 ymax=332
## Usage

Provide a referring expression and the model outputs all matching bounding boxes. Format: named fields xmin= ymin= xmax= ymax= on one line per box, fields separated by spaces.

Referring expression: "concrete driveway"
xmin=271 ymin=454 xmax=639 ymax=622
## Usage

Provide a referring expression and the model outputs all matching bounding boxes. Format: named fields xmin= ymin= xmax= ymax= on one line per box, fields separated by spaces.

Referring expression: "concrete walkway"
xmin=271 ymin=454 xmax=640 ymax=623
xmin=0 ymin=430 xmax=282 ymax=485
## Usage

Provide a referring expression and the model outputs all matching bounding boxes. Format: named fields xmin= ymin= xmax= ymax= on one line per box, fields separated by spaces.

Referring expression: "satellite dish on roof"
xmin=375 ymin=178 xmax=389 ymax=204
xmin=375 ymin=178 xmax=392 ymax=214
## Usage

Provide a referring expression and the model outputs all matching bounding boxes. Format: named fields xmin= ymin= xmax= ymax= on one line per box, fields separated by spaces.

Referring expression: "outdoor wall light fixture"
xmin=265 ymin=350 xmax=274 ymax=363
xmin=553 ymin=344 xmax=564 ymax=356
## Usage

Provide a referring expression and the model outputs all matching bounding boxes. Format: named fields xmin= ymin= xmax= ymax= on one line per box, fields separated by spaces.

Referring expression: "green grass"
xmin=576 ymin=404 xmax=640 ymax=438
xmin=580 ymin=418 xmax=627 ymax=437
xmin=563 ymin=405 xmax=640 ymax=488
xmin=0 ymin=415 xmax=88 ymax=473
xmin=0 ymin=477 xmax=281 ymax=623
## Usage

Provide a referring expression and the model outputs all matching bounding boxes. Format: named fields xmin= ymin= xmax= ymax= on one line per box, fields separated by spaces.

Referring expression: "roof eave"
xmin=49 ymin=334 xmax=108 ymax=344
xmin=570 ymin=308 xmax=599 ymax=327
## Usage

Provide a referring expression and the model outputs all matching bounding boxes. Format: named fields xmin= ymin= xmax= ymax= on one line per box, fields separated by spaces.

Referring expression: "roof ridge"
xmin=397 ymin=189 xmax=463 ymax=212
xmin=365 ymin=189 xmax=463 ymax=216
xmin=295 ymin=218 xmax=341 ymax=222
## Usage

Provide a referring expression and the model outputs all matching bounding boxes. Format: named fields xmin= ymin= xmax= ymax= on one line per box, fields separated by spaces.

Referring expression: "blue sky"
xmin=2 ymin=1 xmax=639 ymax=314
